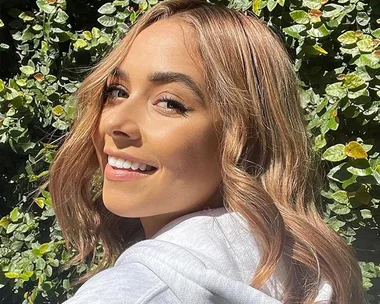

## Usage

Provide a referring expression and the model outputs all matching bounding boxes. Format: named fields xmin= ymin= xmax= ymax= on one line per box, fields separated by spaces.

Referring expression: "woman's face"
xmin=92 ymin=18 xmax=223 ymax=238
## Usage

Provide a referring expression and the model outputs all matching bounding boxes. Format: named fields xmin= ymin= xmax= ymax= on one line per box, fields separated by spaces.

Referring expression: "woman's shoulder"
xmin=117 ymin=207 xmax=262 ymax=282
xmin=63 ymin=207 xmax=333 ymax=303
xmin=63 ymin=260 xmax=179 ymax=303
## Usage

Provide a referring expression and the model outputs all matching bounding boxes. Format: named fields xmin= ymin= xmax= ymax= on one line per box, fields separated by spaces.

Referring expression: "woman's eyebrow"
xmin=109 ymin=68 xmax=205 ymax=104
xmin=148 ymin=71 xmax=205 ymax=104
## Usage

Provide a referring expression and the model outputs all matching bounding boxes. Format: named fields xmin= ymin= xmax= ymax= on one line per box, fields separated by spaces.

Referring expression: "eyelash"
xmin=102 ymin=84 xmax=190 ymax=117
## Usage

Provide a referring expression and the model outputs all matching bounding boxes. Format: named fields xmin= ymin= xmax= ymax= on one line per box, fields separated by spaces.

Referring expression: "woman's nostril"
xmin=113 ymin=130 xmax=128 ymax=137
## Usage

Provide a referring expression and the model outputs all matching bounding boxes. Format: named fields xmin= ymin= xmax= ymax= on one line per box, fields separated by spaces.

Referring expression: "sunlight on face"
xmin=92 ymin=18 xmax=223 ymax=237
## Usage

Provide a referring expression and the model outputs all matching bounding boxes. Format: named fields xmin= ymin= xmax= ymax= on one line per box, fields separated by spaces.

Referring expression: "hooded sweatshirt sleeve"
xmin=62 ymin=239 xmax=281 ymax=304
xmin=62 ymin=208 xmax=332 ymax=304
xmin=63 ymin=260 xmax=181 ymax=304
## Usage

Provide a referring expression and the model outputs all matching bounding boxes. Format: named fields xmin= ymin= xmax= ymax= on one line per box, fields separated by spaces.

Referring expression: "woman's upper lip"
xmin=103 ymin=148 xmax=158 ymax=168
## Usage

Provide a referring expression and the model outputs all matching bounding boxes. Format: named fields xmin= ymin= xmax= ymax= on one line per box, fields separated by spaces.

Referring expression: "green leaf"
xmin=326 ymin=82 xmax=347 ymax=99
xmin=356 ymin=12 xmax=370 ymax=26
xmin=6 ymin=223 xmax=18 ymax=234
xmin=21 ymin=30 xmax=34 ymax=41
xmin=83 ymin=30 xmax=92 ymax=40
xmin=73 ymin=38 xmax=87 ymax=50
xmin=114 ymin=0 xmax=130 ymax=6
xmin=19 ymin=11 xmax=34 ymax=21
xmin=252 ymin=0 xmax=261 ymax=14
xmin=20 ymin=270 xmax=34 ymax=281
xmin=49 ymin=258 xmax=60 ymax=267
xmin=10 ymin=208 xmax=19 ymax=222
xmin=357 ymin=39 xmax=374 ymax=53
xmin=313 ymin=134 xmax=326 ymax=151
xmin=92 ymin=27 xmax=101 ymax=39
xmin=327 ymin=216 xmax=345 ymax=232
xmin=322 ymin=144 xmax=347 ymax=162
xmin=283 ymin=25 xmax=307 ymax=39
xmin=20 ymin=65 xmax=35 ymax=76
xmin=372 ymin=28 xmax=380 ymax=39
xmin=34 ymin=197 xmax=45 ymax=208
xmin=98 ymin=3 xmax=116 ymax=15
xmin=326 ymin=116 xmax=339 ymax=131
xmin=290 ymin=10 xmax=309 ymax=24
xmin=267 ymin=0 xmax=278 ymax=12
xmin=5 ymin=272 xmax=20 ymax=279
xmin=36 ymin=0 xmax=56 ymax=14
xmin=360 ymin=209 xmax=372 ymax=219
xmin=32 ymin=24 xmax=43 ymax=31
xmin=52 ymin=105 xmax=65 ymax=116
xmin=54 ymin=8 xmax=69 ymax=24
xmin=52 ymin=119 xmax=69 ymax=130
xmin=331 ymin=203 xmax=351 ymax=215
xmin=39 ymin=243 xmax=51 ymax=254
xmin=353 ymin=54 xmax=380 ymax=69
xmin=98 ymin=15 xmax=116 ymax=27
xmin=302 ymin=0 xmax=322 ymax=9
xmin=0 ymin=216 xmax=10 ymax=228
xmin=5 ymin=88 xmax=21 ymax=101
xmin=322 ymin=4 xmax=345 ymax=18
xmin=0 ymin=19 xmax=4 ymax=28
xmin=63 ymin=83 xmax=78 ymax=93
xmin=228 ymin=0 xmax=252 ymax=10
xmin=338 ymin=31 xmax=357 ymax=44
xmin=0 ymin=43 xmax=9 ymax=50
xmin=343 ymin=73 xmax=365 ymax=90
xmin=16 ymin=79 xmax=27 ymax=87
xmin=331 ymin=190 xmax=348 ymax=204
xmin=36 ymin=257 xmax=46 ymax=269
xmin=312 ymin=45 xmax=328 ymax=55
xmin=307 ymin=24 xmax=330 ymax=38
xmin=45 ymin=265 xmax=53 ymax=277
xmin=347 ymin=166 xmax=372 ymax=176
xmin=63 ymin=279 xmax=71 ymax=290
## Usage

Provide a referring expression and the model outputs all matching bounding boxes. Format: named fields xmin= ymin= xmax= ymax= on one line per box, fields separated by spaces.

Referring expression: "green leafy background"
xmin=0 ymin=0 xmax=379 ymax=303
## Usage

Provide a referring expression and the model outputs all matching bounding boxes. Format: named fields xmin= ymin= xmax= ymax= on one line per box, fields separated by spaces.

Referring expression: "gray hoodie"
xmin=63 ymin=207 xmax=332 ymax=303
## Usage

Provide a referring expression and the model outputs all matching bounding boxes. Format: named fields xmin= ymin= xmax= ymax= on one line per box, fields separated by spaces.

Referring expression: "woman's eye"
xmin=103 ymin=85 xmax=128 ymax=102
xmin=111 ymin=89 xmax=127 ymax=98
xmin=156 ymin=97 xmax=190 ymax=117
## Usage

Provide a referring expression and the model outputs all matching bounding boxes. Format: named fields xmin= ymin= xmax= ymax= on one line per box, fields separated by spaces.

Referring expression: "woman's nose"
xmin=102 ymin=101 xmax=142 ymax=145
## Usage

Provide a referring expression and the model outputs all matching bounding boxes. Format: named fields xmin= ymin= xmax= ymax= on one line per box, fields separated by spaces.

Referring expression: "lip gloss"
xmin=104 ymin=164 xmax=156 ymax=181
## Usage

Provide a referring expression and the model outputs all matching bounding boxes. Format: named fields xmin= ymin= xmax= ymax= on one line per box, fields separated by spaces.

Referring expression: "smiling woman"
xmin=48 ymin=0 xmax=364 ymax=303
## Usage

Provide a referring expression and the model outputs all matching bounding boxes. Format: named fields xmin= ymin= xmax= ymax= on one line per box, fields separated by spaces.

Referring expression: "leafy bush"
xmin=0 ymin=0 xmax=379 ymax=303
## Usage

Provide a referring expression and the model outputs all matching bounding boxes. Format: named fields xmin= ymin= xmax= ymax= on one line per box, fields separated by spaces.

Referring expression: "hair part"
xmin=49 ymin=1 xmax=364 ymax=303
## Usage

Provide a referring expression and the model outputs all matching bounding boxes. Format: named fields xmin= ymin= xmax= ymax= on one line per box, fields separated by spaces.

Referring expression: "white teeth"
xmin=131 ymin=162 xmax=139 ymax=170
xmin=108 ymin=156 xmax=118 ymax=167
xmin=123 ymin=160 xmax=132 ymax=169
xmin=107 ymin=155 xmax=153 ymax=171
xmin=115 ymin=158 xmax=124 ymax=168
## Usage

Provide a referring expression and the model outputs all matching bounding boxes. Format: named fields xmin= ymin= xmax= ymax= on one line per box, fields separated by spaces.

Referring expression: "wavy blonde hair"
xmin=49 ymin=0 xmax=364 ymax=303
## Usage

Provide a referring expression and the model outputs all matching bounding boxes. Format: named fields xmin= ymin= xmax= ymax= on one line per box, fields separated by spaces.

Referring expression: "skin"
xmin=92 ymin=18 xmax=224 ymax=239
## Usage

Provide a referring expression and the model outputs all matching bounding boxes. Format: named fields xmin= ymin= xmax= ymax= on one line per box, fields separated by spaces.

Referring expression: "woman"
xmin=49 ymin=0 xmax=365 ymax=303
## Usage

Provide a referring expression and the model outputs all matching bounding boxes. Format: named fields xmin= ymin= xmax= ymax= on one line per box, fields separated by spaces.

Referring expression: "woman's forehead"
xmin=112 ymin=18 xmax=206 ymax=94
xmin=121 ymin=19 xmax=202 ymax=74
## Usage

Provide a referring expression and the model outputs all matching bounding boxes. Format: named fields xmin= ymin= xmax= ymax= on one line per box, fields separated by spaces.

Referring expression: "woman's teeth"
xmin=108 ymin=156 xmax=155 ymax=171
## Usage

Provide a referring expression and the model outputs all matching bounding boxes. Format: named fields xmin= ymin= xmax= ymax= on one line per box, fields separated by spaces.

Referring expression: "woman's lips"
xmin=104 ymin=164 xmax=157 ymax=181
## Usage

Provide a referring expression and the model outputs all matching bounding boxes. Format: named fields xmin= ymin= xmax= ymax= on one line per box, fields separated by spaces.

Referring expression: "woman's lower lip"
xmin=104 ymin=164 xmax=157 ymax=181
